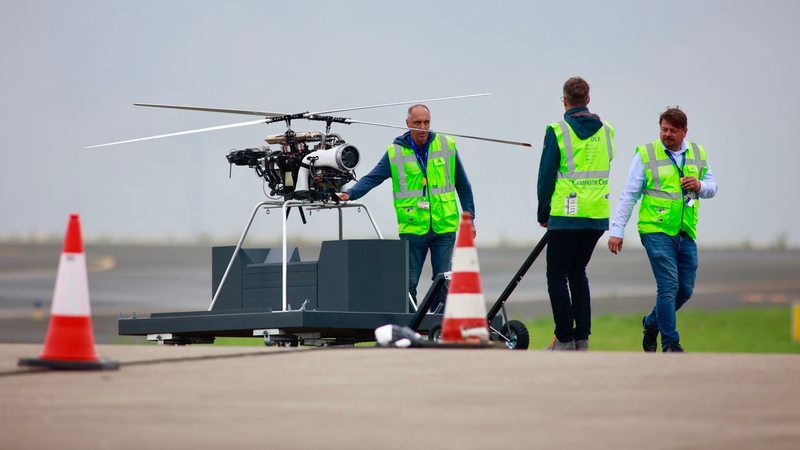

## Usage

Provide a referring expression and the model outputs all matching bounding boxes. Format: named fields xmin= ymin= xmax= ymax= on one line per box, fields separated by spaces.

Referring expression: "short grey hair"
xmin=407 ymin=104 xmax=430 ymax=118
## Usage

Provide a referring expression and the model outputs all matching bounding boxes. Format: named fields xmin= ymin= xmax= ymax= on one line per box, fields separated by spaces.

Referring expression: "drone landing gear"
xmin=285 ymin=204 xmax=307 ymax=224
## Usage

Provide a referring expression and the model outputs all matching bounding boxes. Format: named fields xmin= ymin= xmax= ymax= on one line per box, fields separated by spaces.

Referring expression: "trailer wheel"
xmin=428 ymin=323 xmax=442 ymax=342
xmin=501 ymin=320 xmax=530 ymax=350
xmin=264 ymin=336 xmax=298 ymax=347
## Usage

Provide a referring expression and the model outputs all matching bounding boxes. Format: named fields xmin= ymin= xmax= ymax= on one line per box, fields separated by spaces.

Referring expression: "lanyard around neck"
xmin=664 ymin=149 xmax=688 ymax=195
xmin=409 ymin=139 xmax=429 ymax=195
xmin=664 ymin=149 xmax=685 ymax=177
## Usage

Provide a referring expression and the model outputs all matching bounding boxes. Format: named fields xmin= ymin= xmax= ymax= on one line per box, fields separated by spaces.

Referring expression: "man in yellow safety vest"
xmin=538 ymin=76 xmax=615 ymax=351
xmin=608 ymin=107 xmax=718 ymax=352
xmin=339 ymin=104 xmax=475 ymax=309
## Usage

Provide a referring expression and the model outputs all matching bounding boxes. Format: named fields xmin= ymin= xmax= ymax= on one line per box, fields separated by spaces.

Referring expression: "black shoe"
xmin=642 ymin=316 xmax=659 ymax=352
xmin=663 ymin=342 xmax=684 ymax=352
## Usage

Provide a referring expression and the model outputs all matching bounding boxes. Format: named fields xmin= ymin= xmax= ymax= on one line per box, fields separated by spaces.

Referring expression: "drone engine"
xmin=226 ymin=131 xmax=359 ymax=202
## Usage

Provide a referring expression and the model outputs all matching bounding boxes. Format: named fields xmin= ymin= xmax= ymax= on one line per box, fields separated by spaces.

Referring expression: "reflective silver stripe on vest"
xmin=555 ymin=121 xmax=613 ymax=179
xmin=643 ymin=189 xmax=682 ymax=200
xmin=431 ymin=134 xmax=456 ymax=195
xmin=685 ymin=142 xmax=708 ymax=171
xmin=643 ymin=143 xmax=674 ymax=192
xmin=643 ymin=142 xmax=706 ymax=195
xmin=394 ymin=189 xmax=424 ymax=199
xmin=390 ymin=134 xmax=456 ymax=200
xmin=603 ymin=123 xmax=613 ymax=160
xmin=390 ymin=146 xmax=419 ymax=198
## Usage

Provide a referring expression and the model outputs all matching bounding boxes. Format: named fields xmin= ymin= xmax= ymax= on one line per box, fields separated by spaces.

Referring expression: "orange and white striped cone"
xmin=439 ymin=212 xmax=490 ymax=344
xmin=19 ymin=214 xmax=119 ymax=370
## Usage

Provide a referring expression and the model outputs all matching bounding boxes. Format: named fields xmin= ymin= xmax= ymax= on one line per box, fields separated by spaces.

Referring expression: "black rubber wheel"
xmin=500 ymin=320 xmax=530 ymax=350
xmin=428 ymin=323 xmax=442 ymax=342
xmin=277 ymin=339 xmax=299 ymax=347
xmin=265 ymin=336 xmax=299 ymax=347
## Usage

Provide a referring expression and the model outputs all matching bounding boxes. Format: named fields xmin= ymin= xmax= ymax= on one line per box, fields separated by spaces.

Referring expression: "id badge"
xmin=685 ymin=197 xmax=695 ymax=207
xmin=417 ymin=200 xmax=430 ymax=210
xmin=564 ymin=193 xmax=578 ymax=216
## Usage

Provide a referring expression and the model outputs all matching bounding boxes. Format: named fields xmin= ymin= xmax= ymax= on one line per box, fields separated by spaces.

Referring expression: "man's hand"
xmin=680 ymin=176 xmax=700 ymax=192
xmin=338 ymin=193 xmax=350 ymax=201
xmin=608 ymin=236 xmax=624 ymax=254
xmin=539 ymin=222 xmax=547 ymax=228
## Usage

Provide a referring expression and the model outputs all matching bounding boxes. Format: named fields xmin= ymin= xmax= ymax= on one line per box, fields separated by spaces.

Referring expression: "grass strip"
xmin=213 ymin=306 xmax=800 ymax=353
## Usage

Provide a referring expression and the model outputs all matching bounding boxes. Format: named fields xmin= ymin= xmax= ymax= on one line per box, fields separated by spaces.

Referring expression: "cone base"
xmin=18 ymin=356 xmax=119 ymax=371
xmin=440 ymin=317 xmax=490 ymax=343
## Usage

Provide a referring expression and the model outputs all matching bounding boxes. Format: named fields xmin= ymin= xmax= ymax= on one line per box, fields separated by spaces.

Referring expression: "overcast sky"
xmin=2 ymin=0 xmax=798 ymax=248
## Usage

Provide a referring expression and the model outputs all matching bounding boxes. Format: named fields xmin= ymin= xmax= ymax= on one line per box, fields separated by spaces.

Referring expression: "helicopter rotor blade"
xmin=134 ymin=93 xmax=490 ymax=119
xmin=307 ymin=93 xmax=491 ymax=116
xmin=344 ymin=119 xmax=532 ymax=148
xmin=134 ymin=103 xmax=287 ymax=117
xmin=86 ymin=93 xmax=509 ymax=149
xmin=85 ymin=118 xmax=269 ymax=149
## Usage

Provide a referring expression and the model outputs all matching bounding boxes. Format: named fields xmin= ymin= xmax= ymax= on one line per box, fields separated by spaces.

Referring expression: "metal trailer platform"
xmin=118 ymin=309 xmax=445 ymax=347
xmin=117 ymin=238 xmax=454 ymax=346
xmin=117 ymin=200 xmax=538 ymax=347
xmin=118 ymin=200 xmax=453 ymax=346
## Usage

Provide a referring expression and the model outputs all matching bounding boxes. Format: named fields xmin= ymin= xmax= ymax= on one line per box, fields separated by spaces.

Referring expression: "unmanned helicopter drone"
xmin=87 ymin=93 xmax=532 ymax=203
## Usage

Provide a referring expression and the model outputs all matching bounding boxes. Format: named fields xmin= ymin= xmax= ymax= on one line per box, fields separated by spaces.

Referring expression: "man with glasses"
xmin=607 ymin=107 xmax=718 ymax=352
xmin=537 ymin=76 xmax=615 ymax=351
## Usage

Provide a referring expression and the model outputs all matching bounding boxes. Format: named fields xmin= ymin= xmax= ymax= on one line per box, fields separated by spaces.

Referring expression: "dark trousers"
xmin=546 ymin=229 xmax=604 ymax=342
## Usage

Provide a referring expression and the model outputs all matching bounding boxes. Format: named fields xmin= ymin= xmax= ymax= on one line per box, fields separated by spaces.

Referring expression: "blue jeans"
xmin=640 ymin=232 xmax=698 ymax=347
xmin=399 ymin=230 xmax=456 ymax=305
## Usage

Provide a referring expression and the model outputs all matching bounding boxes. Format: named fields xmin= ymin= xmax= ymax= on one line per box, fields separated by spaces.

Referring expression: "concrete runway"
xmin=2 ymin=344 xmax=799 ymax=450
xmin=2 ymin=243 xmax=800 ymax=449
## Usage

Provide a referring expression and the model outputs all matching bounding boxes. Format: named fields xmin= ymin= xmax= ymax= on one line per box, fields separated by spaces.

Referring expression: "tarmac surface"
xmin=2 ymin=344 xmax=799 ymax=450
xmin=2 ymin=243 xmax=800 ymax=449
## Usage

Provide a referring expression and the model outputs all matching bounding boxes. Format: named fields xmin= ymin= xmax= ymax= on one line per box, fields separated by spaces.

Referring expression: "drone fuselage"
xmin=227 ymin=130 xmax=359 ymax=202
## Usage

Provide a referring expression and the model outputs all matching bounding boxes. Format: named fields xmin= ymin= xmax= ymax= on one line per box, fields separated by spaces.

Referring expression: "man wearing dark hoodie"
xmin=338 ymin=104 xmax=475 ymax=308
xmin=537 ymin=77 xmax=615 ymax=351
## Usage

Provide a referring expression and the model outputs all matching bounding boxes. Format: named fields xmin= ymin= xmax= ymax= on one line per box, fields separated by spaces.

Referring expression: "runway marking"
xmin=742 ymin=292 xmax=796 ymax=304
xmin=0 ymin=247 xmax=116 ymax=280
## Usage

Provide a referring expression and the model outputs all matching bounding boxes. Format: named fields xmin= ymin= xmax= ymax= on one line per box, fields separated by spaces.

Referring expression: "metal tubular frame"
xmin=207 ymin=200 xmax=383 ymax=311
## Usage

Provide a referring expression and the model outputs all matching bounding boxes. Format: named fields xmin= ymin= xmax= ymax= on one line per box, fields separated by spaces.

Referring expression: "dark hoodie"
xmin=346 ymin=131 xmax=475 ymax=225
xmin=536 ymin=106 xmax=608 ymax=230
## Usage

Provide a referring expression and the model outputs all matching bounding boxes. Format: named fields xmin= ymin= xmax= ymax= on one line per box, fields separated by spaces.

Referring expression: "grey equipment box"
xmin=117 ymin=239 xmax=435 ymax=346
xmin=210 ymin=239 xmax=409 ymax=313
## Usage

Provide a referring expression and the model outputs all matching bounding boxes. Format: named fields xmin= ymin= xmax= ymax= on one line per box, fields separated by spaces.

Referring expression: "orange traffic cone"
xmin=439 ymin=212 xmax=490 ymax=344
xmin=19 ymin=214 xmax=119 ymax=370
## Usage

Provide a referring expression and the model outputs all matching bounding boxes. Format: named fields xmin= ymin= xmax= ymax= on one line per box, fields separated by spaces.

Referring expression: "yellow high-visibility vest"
xmin=637 ymin=140 xmax=708 ymax=239
xmin=387 ymin=133 xmax=459 ymax=234
xmin=548 ymin=120 xmax=615 ymax=219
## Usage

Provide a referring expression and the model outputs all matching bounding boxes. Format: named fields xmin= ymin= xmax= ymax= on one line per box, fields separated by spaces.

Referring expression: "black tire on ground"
xmin=428 ymin=323 xmax=442 ymax=342
xmin=501 ymin=320 xmax=530 ymax=350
